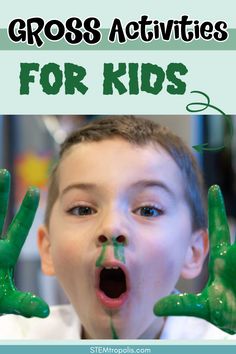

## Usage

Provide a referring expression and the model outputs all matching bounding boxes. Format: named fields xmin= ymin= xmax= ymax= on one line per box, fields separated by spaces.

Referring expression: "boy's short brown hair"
xmin=45 ymin=116 xmax=207 ymax=231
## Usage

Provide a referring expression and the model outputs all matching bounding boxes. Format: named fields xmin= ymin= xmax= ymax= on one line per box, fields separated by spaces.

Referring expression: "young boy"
xmin=0 ymin=116 xmax=234 ymax=339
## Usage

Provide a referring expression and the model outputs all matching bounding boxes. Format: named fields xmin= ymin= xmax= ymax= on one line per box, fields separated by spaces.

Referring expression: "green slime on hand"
xmin=0 ymin=169 xmax=49 ymax=318
xmin=154 ymin=185 xmax=236 ymax=335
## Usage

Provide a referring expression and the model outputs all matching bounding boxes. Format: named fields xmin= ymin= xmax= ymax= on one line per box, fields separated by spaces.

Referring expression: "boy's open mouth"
xmin=96 ymin=264 xmax=129 ymax=309
xmin=100 ymin=267 xmax=127 ymax=298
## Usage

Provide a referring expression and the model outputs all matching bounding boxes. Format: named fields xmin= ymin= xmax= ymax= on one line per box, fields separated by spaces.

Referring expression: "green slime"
xmin=154 ymin=185 xmax=236 ymax=335
xmin=96 ymin=238 xmax=125 ymax=339
xmin=96 ymin=237 xmax=126 ymax=267
xmin=110 ymin=317 xmax=119 ymax=339
xmin=96 ymin=242 xmax=108 ymax=267
xmin=0 ymin=169 xmax=49 ymax=318
xmin=112 ymin=237 xmax=126 ymax=264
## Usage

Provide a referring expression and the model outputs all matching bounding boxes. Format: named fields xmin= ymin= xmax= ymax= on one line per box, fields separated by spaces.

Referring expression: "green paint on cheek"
xmin=112 ymin=237 xmax=126 ymax=264
xmin=110 ymin=318 xmax=119 ymax=339
xmin=96 ymin=242 xmax=108 ymax=267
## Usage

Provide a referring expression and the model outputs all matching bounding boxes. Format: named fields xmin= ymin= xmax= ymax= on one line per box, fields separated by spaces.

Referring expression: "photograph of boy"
xmin=0 ymin=115 xmax=235 ymax=340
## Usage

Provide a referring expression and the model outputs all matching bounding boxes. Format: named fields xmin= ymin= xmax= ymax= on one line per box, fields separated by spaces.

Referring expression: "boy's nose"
xmin=96 ymin=207 xmax=130 ymax=246
xmin=97 ymin=234 xmax=127 ymax=245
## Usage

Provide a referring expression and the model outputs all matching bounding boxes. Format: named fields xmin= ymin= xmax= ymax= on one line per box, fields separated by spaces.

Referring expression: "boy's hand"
xmin=0 ymin=169 xmax=49 ymax=318
xmin=154 ymin=185 xmax=236 ymax=335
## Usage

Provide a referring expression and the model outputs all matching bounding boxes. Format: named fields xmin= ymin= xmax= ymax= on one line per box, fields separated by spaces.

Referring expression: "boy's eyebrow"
xmin=61 ymin=183 xmax=98 ymax=196
xmin=61 ymin=180 xmax=175 ymax=198
xmin=131 ymin=180 xmax=175 ymax=198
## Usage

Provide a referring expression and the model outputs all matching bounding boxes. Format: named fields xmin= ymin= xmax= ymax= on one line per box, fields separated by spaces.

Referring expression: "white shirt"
xmin=0 ymin=304 xmax=234 ymax=340
xmin=0 ymin=305 xmax=81 ymax=340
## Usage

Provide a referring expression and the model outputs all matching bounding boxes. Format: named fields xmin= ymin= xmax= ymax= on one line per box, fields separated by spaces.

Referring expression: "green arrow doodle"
xmin=186 ymin=90 xmax=233 ymax=153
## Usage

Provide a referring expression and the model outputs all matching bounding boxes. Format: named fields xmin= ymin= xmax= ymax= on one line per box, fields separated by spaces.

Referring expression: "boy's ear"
xmin=37 ymin=225 xmax=55 ymax=276
xmin=180 ymin=229 xmax=209 ymax=279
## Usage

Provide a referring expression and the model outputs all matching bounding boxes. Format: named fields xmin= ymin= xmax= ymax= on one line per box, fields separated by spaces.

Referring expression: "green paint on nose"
xmin=112 ymin=237 xmax=126 ymax=264
xmin=96 ymin=242 xmax=108 ymax=267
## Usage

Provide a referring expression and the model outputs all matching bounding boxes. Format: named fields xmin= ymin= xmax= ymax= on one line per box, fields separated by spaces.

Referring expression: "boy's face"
xmin=38 ymin=138 xmax=207 ymax=339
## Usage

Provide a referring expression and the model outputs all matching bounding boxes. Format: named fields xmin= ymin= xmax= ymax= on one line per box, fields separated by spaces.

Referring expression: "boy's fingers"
xmin=208 ymin=185 xmax=230 ymax=249
xmin=0 ymin=169 xmax=10 ymax=236
xmin=7 ymin=187 xmax=39 ymax=254
xmin=0 ymin=240 xmax=18 ymax=266
xmin=154 ymin=293 xmax=209 ymax=320
xmin=0 ymin=291 xmax=50 ymax=318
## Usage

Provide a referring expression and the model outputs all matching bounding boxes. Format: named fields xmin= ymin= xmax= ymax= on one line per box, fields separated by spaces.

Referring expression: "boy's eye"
xmin=134 ymin=206 xmax=162 ymax=217
xmin=68 ymin=206 xmax=96 ymax=216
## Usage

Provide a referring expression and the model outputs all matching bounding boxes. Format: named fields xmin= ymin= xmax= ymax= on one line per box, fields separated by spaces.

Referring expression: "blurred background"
xmin=0 ymin=114 xmax=235 ymax=305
